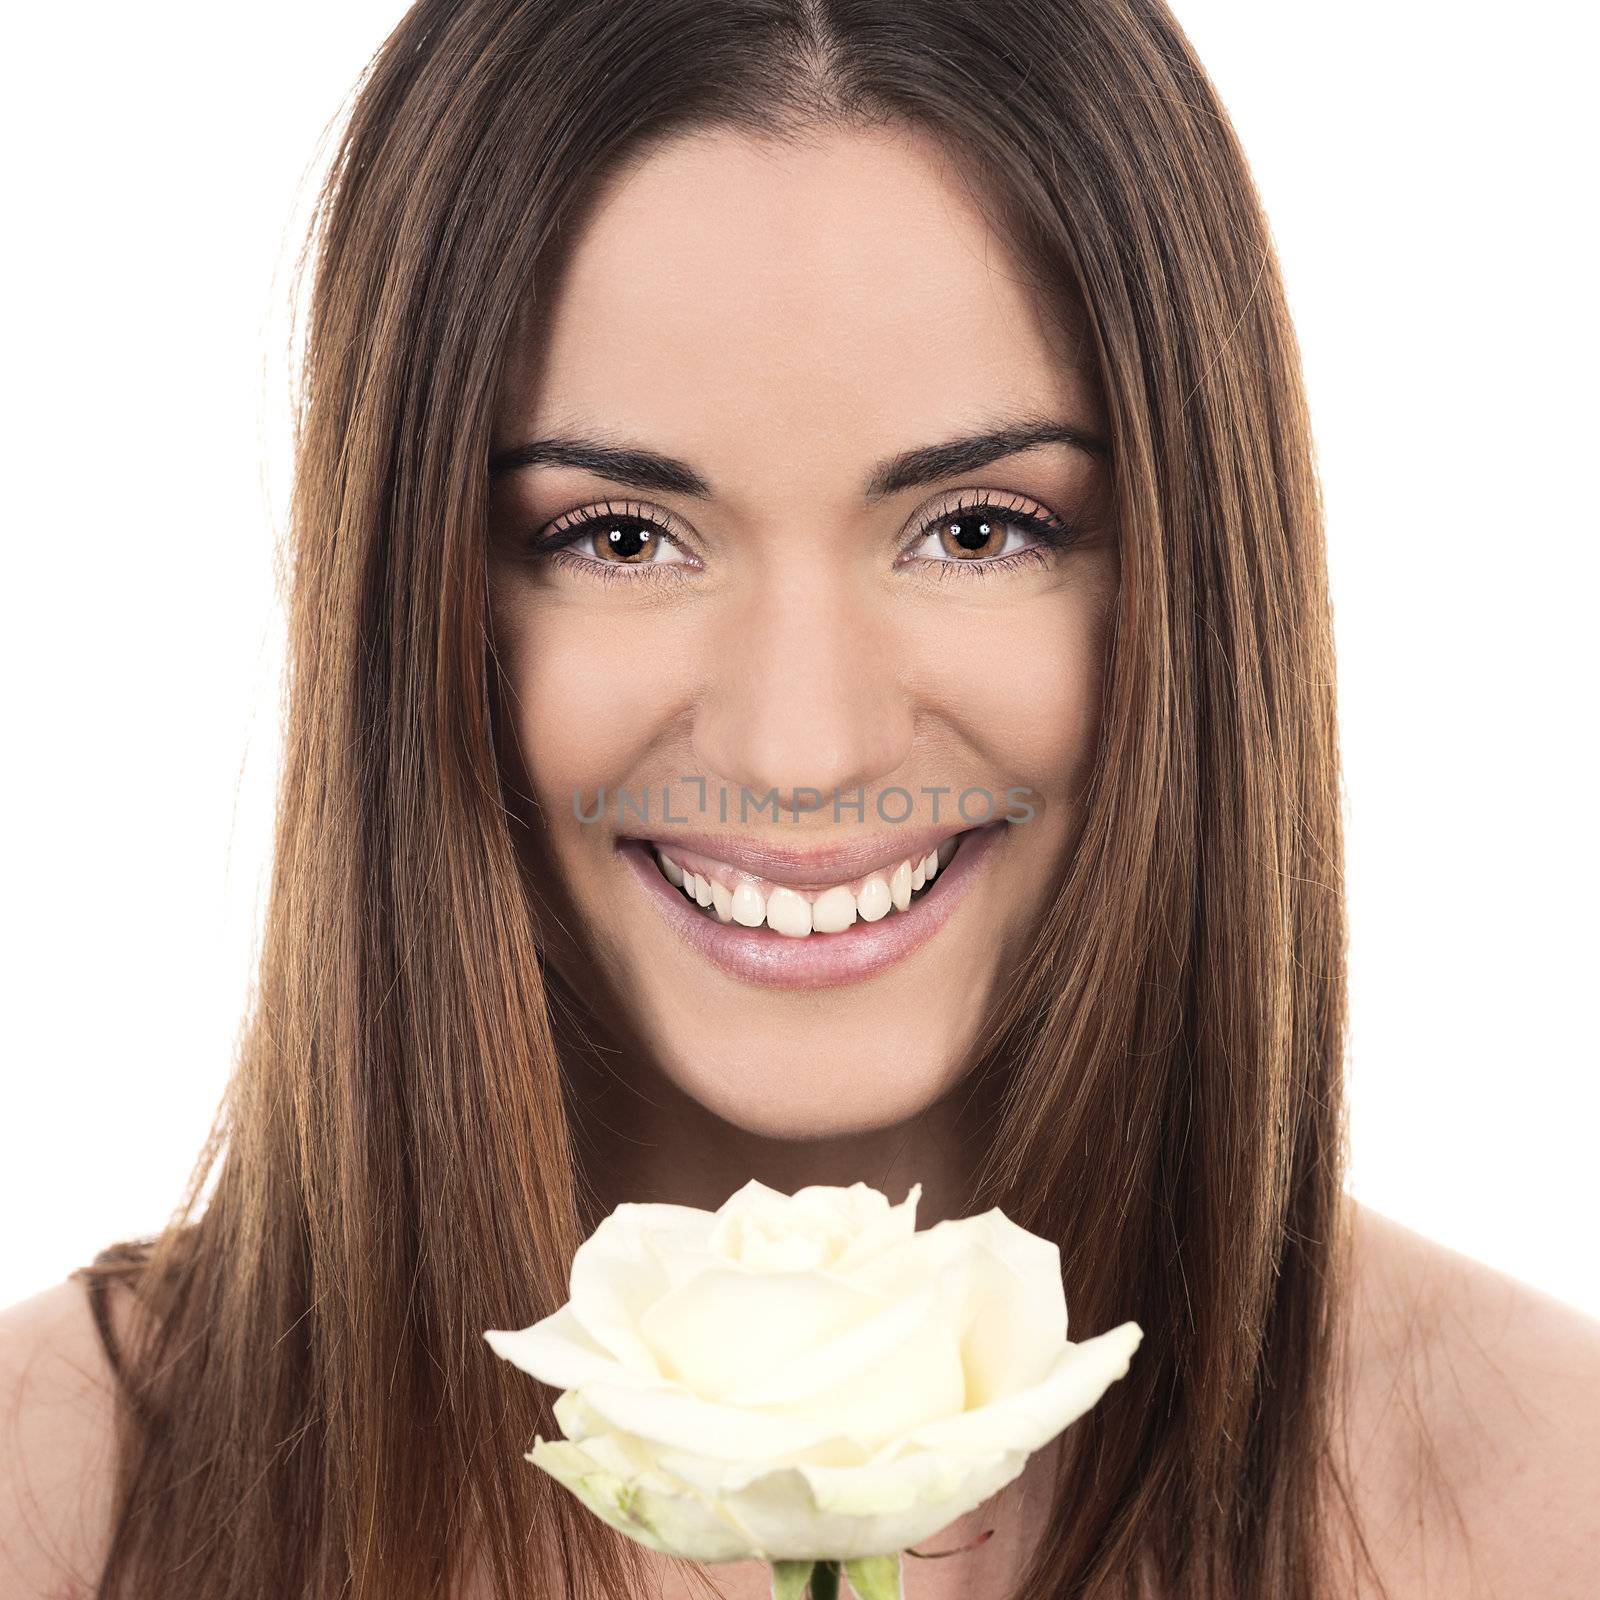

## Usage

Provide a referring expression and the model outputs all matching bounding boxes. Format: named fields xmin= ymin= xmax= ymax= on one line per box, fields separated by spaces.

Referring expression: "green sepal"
xmin=770 ymin=1561 xmax=818 ymax=1600
xmin=842 ymin=1554 xmax=904 ymax=1600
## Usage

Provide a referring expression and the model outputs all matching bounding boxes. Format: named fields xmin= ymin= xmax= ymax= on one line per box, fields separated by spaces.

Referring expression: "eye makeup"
xmin=511 ymin=489 xmax=1087 ymax=588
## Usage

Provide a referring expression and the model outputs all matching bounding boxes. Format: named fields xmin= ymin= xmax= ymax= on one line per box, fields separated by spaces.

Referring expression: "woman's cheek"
xmin=900 ymin=579 xmax=1114 ymax=800
xmin=511 ymin=600 xmax=697 ymax=808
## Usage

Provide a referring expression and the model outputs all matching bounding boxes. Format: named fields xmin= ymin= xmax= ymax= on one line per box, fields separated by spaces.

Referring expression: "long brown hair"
xmin=75 ymin=1 xmax=1368 ymax=1596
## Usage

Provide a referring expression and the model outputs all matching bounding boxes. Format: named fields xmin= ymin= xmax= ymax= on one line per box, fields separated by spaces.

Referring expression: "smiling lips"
xmin=650 ymin=833 xmax=964 ymax=938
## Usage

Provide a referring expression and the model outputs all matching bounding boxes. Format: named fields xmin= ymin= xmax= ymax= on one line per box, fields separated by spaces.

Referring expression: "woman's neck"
xmin=563 ymin=1007 xmax=999 ymax=1228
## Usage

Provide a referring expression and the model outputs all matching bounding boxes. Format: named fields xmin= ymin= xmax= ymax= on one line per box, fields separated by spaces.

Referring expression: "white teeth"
xmin=890 ymin=860 xmax=913 ymax=912
xmin=765 ymin=886 xmax=813 ymax=938
xmin=810 ymin=885 xmax=857 ymax=934
xmin=856 ymin=874 xmax=892 ymax=921
xmin=731 ymin=881 xmax=766 ymax=927
xmin=651 ymin=833 xmax=967 ymax=937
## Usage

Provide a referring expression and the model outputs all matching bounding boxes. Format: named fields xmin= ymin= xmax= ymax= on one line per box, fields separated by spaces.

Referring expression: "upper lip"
xmin=626 ymin=824 xmax=977 ymax=888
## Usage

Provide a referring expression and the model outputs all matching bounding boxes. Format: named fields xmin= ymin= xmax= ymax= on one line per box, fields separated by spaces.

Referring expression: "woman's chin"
xmin=655 ymin=1043 xmax=963 ymax=1142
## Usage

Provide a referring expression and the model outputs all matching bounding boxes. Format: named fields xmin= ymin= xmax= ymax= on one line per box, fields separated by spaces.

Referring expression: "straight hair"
xmin=75 ymin=2 xmax=1374 ymax=1596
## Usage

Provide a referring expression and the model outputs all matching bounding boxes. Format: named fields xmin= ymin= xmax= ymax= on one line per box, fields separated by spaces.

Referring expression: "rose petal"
xmin=655 ymin=1447 xmax=1028 ymax=1562
xmin=736 ymin=1296 xmax=967 ymax=1449
xmin=561 ymin=1208 xmax=683 ymax=1373
xmin=527 ymin=1435 xmax=758 ymax=1562
xmin=484 ymin=1305 xmax=663 ymax=1391
xmin=709 ymin=1180 xmax=848 ymax=1271
xmin=900 ymin=1320 xmax=1143 ymax=1455
xmin=716 ymin=1280 xmax=949 ymax=1411
xmin=938 ymin=1237 xmax=1065 ymax=1405
xmin=822 ymin=1182 xmax=923 ymax=1278
xmin=573 ymin=1373 xmax=869 ymax=1460
xmin=639 ymin=1267 xmax=883 ymax=1401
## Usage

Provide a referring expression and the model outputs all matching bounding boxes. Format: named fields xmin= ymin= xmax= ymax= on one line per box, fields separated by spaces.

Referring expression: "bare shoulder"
xmin=1335 ymin=1199 xmax=1600 ymax=1600
xmin=0 ymin=1276 xmax=127 ymax=1599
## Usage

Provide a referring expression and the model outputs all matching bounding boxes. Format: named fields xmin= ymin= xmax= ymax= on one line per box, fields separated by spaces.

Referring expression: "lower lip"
xmin=616 ymin=822 xmax=1006 ymax=990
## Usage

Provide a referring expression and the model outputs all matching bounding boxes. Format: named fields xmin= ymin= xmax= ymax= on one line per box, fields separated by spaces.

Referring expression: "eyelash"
xmin=527 ymin=493 xmax=1083 ymax=587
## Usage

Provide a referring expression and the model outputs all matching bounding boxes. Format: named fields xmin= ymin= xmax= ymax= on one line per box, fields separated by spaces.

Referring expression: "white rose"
xmin=485 ymin=1179 xmax=1142 ymax=1569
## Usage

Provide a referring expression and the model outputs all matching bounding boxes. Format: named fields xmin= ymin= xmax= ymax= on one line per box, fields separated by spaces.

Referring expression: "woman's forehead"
xmin=494 ymin=124 xmax=1101 ymax=471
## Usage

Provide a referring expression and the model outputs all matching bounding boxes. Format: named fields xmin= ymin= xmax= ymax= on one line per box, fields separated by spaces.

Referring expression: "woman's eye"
xmin=902 ymin=497 xmax=1081 ymax=572
xmin=526 ymin=493 xmax=1079 ymax=586
xmin=533 ymin=503 xmax=695 ymax=579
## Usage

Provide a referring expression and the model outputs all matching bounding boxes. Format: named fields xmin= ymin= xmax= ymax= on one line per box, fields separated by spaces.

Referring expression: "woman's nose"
xmin=688 ymin=568 xmax=916 ymax=821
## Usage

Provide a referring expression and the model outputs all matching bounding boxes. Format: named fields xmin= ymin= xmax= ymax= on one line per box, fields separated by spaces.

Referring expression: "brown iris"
xmin=589 ymin=517 xmax=657 ymax=563
xmin=935 ymin=510 xmax=1007 ymax=560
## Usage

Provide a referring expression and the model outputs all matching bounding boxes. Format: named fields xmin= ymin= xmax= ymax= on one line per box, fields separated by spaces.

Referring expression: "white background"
xmin=4 ymin=3 xmax=1596 ymax=1315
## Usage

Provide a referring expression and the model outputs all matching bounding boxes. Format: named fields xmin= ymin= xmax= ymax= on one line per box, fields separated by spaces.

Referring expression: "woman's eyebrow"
xmin=486 ymin=414 xmax=1108 ymax=501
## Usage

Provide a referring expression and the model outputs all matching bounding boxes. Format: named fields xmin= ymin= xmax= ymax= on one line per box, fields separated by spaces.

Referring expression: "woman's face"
xmin=488 ymin=124 xmax=1117 ymax=1141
